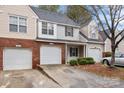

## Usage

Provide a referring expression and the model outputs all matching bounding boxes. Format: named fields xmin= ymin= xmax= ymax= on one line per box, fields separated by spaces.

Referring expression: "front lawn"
xmin=77 ymin=63 xmax=124 ymax=80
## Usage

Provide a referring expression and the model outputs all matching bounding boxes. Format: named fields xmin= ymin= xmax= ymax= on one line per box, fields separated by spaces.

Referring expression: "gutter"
xmin=35 ymin=39 xmax=87 ymax=45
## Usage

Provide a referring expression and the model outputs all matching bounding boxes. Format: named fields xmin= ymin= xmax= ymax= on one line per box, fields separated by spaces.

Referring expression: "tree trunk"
xmin=110 ymin=37 xmax=116 ymax=68
xmin=110 ymin=50 xmax=115 ymax=67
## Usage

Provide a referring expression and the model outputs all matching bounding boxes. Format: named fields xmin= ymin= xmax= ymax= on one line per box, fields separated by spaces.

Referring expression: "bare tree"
xmin=88 ymin=5 xmax=124 ymax=67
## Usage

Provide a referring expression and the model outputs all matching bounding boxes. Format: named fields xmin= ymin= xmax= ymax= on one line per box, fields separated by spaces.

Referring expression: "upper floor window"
xmin=90 ymin=25 xmax=97 ymax=39
xmin=42 ymin=22 xmax=54 ymax=35
xmin=91 ymin=31 xmax=96 ymax=39
xmin=9 ymin=16 xmax=27 ymax=33
xmin=65 ymin=26 xmax=73 ymax=37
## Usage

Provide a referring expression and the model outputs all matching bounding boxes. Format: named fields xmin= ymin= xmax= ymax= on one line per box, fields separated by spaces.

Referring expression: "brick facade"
xmin=0 ymin=37 xmax=65 ymax=70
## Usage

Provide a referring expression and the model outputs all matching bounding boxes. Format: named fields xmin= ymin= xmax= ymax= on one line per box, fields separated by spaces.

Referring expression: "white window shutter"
xmin=38 ymin=21 xmax=42 ymax=38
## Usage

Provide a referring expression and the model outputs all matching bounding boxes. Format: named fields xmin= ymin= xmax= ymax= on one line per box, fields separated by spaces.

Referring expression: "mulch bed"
xmin=77 ymin=63 xmax=124 ymax=80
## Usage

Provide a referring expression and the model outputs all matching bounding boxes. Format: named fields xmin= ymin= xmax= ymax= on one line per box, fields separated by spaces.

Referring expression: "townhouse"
xmin=99 ymin=31 xmax=124 ymax=55
xmin=0 ymin=5 xmax=104 ymax=70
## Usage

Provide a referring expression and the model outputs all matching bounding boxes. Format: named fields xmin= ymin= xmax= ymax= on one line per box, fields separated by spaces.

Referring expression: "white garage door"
xmin=40 ymin=46 xmax=61 ymax=64
xmin=88 ymin=48 xmax=101 ymax=62
xmin=3 ymin=48 xmax=32 ymax=70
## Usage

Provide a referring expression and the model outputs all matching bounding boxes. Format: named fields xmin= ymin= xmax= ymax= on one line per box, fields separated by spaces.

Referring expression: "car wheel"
xmin=103 ymin=59 xmax=110 ymax=66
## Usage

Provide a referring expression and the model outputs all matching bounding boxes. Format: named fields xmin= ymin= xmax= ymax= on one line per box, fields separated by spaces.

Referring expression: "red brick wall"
xmin=0 ymin=38 xmax=65 ymax=70
xmin=0 ymin=37 xmax=39 ymax=70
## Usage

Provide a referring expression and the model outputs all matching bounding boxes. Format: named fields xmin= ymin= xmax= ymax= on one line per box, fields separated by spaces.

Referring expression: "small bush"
xmin=77 ymin=57 xmax=84 ymax=62
xmin=84 ymin=57 xmax=94 ymax=61
xmin=77 ymin=57 xmax=95 ymax=65
xmin=78 ymin=59 xmax=87 ymax=65
xmin=69 ymin=59 xmax=78 ymax=66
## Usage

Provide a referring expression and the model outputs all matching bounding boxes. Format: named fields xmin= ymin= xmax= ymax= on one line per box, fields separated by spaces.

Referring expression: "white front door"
xmin=88 ymin=48 xmax=101 ymax=62
xmin=40 ymin=46 xmax=61 ymax=64
xmin=3 ymin=48 xmax=32 ymax=70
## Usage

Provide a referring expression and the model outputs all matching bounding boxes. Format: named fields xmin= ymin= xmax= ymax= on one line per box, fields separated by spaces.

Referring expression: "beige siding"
xmin=57 ymin=25 xmax=79 ymax=41
xmin=104 ymin=38 xmax=111 ymax=52
xmin=118 ymin=41 xmax=124 ymax=53
xmin=80 ymin=20 xmax=99 ymax=39
xmin=0 ymin=5 xmax=37 ymax=40
xmin=105 ymin=35 xmax=124 ymax=54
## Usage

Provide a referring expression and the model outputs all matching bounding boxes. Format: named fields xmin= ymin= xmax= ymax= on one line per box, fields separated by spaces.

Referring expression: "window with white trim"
xmin=65 ymin=26 xmax=73 ymax=37
xmin=70 ymin=47 xmax=78 ymax=57
xmin=42 ymin=22 xmax=54 ymax=35
xmin=91 ymin=32 xmax=96 ymax=39
xmin=90 ymin=25 xmax=97 ymax=39
xmin=9 ymin=16 xmax=27 ymax=33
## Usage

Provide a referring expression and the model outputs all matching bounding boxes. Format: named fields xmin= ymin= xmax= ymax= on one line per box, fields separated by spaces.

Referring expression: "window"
xmin=91 ymin=32 xmax=96 ymax=39
xmin=42 ymin=22 xmax=47 ymax=34
xmin=42 ymin=22 xmax=54 ymax=35
xmin=9 ymin=16 xmax=18 ymax=32
xmin=90 ymin=25 xmax=97 ymax=39
xmin=48 ymin=23 xmax=54 ymax=35
xmin=65 ymin=26 xmax=73 ymax=37
xmin=19 ymin=17 xmax=27 ymax=33
xmin=70 ymin=47 xmax=78 ymax=57
xmin=9 ymin=16 xmax=27 ymax=33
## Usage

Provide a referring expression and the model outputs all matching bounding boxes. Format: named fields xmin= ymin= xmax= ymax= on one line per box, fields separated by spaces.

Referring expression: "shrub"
xmin=78 ymin=59 xmax=87 ymax=65
xmin=77 ymin=57 xmax=84 ymax=62
xmin=77 ymin=57 xmax=95 ymax=65
xmin=84 ymin=57 xmax=94 ymax=61
xmin=69 ymin=59 xmax=78 ymax=66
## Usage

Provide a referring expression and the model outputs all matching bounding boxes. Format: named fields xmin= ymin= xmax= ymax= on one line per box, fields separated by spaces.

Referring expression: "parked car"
xmin=102 ymin=54 xmax=124 ymax=66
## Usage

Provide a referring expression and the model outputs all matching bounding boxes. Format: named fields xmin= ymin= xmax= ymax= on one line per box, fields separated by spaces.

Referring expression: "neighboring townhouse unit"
xmin=0 ymin=5 xmax=104 ymax=70
xmin=30 ymin=6 xmax=86 ymax=64
xmin=0 ymin=5 xmax=39 ymax=70
xmin=99 ymin=31 xmax=124 ymax=55
xmin=80 ymin=20 xmax=104 ymax=62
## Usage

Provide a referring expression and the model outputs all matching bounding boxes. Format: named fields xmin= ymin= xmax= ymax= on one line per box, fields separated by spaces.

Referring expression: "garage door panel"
xmin=3 ymin=48 xmax=32 ymax=70
xmin=40 ymin=46 xmax=61 ymax=64
xmin=88 ymin=48 xmax=101 ymax=62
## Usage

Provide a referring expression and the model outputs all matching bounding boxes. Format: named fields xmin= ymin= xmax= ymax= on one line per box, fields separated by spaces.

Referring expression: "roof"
xmin=30 ymin=6 xmax=79 ymax=27
xmin=99 ymin=31 xmax=110 ymax=41
xmin=79 ymin=32 xmax=103 ymax=42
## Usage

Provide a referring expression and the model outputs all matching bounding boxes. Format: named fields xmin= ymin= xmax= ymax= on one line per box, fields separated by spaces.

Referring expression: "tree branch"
xmin=115 ymin=29 xmax=124 ymax=40
xmin=115 ymin=35 xmax=124 ymax=49
xmin=91 ymin=6 xmax=111 ymax=40
xmin=114 ymin=6 xmax=123 ymax=30
xmin=98 ymin=6 xmax=111 ymax=31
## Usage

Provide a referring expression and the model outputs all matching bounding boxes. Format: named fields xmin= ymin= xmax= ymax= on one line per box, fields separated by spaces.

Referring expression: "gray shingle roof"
xmin=30 ymin=6 xmax=79 ymax=27
xmin=99 ymin=31 xmax=110 ymax=41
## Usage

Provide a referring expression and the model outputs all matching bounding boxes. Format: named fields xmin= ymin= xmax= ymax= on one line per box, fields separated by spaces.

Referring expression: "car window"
xmin=120 ymin=54 xmax=124 ymax=58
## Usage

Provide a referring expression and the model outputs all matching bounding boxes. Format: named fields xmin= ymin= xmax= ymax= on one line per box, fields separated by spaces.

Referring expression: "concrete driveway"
xmin=39 ymin=65 xmax=124 ymax=88
xmin=1 ymin=65 xmax=124 ymax=88
xmin=0 ymin=69 xmax=60 ymax=88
